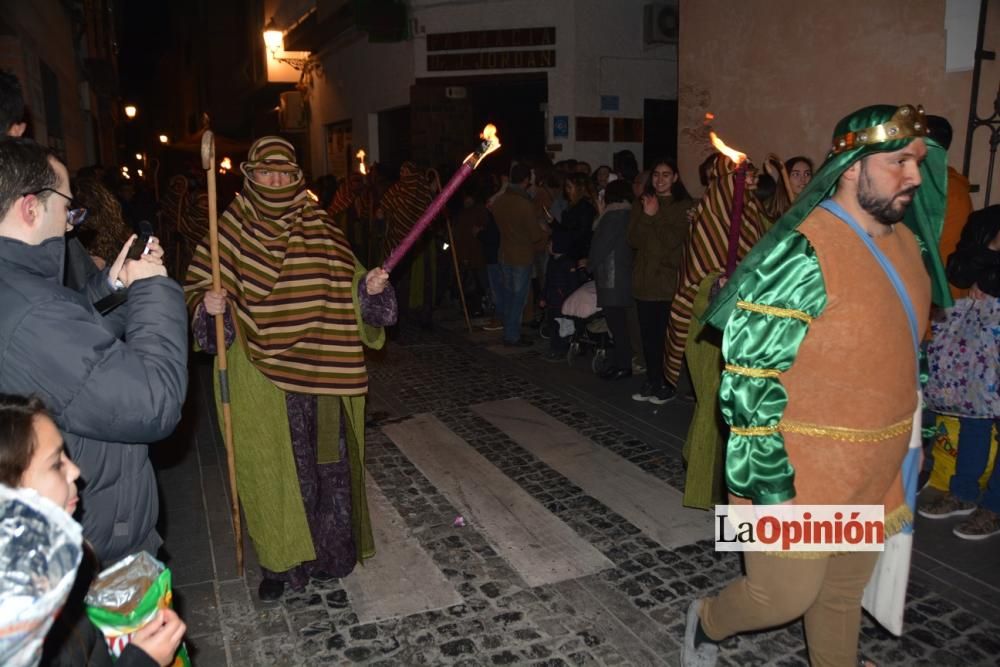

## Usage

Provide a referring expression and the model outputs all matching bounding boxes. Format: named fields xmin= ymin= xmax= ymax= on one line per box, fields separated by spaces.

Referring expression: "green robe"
xmin=213 ymin=267 xmax=384 ymax=572
xmin=681 ymin=272 xmax=727 ymax=510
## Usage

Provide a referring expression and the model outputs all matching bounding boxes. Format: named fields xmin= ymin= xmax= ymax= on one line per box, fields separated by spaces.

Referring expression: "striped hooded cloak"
xmin=380 ymin=161 xmax=433 ymax=259
xmin=185 ymin=137 xmax=376 ymax=395
xmin=664 ymin=154 xmax=770 ymax=386
xmin=184 ymin=136 xmax=381 ymax=571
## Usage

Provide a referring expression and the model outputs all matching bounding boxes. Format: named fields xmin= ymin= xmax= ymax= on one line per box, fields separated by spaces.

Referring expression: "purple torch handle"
xmin=724 ymin=162 xmax=747 ymax=277
xmin=383 ymin=162 xmax=474 ymax=273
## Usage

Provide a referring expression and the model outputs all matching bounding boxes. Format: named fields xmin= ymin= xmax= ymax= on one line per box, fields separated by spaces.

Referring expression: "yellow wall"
xmin=678 ymin=0 xmax=1000 ymax=208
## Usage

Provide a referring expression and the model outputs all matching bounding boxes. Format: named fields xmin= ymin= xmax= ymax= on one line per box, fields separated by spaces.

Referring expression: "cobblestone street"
xmin=155 ymin=315 xmax=1000 ymax=666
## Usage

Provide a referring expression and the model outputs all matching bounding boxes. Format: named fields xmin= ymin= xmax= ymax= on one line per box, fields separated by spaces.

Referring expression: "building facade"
xmin=678 ymin=0 xmax=999 ymax=207
xmin=1 ymin=0 xmax=122 ymax=170
xmin=266 ymin=0 xmax=679 ymax=179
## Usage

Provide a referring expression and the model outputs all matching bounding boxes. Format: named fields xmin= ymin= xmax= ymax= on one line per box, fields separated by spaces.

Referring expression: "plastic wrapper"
xmin=0 ymin=484 xmax=83 ymax=667
xmin=85 ymin=551 xmax=190 ymax=666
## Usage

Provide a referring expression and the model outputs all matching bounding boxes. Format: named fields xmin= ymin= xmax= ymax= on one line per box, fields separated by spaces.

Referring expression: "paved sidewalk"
xmin=152 ymin=315 xmax=1000 ymax=666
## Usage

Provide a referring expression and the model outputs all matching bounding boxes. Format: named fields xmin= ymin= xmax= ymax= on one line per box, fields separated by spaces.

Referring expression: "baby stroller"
xmin=557 ymin=280 xmax=613 ymax=373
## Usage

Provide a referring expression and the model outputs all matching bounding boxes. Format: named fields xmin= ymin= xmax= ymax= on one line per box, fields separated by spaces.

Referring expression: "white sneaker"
xmin=680 ymin=599 xmax=718 ymax=667
xmin=632 ymin=381 xmax=653 ymax=402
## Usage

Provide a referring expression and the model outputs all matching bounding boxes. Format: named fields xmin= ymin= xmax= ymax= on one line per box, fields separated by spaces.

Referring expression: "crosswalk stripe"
xmin=382 ymin=413 xmax=613 ymax=587
xmin=472 ymin=398 xmax=714 ymax=549
xmin=342 ymin=474 xmax=463 ymax=623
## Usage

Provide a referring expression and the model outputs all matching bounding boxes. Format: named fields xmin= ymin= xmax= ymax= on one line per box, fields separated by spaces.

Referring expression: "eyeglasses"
xmin=23 ymin=188 xmax=88 ymax=226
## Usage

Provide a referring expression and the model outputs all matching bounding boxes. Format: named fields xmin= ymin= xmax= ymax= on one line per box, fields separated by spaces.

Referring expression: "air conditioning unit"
xmin=644 ymin=1 xmax=679 ymax=46
xmin=279 ymin=91 xmax=308 ymax=132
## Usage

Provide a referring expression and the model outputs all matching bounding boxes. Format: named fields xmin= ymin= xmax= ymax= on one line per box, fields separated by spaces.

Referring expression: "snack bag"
xmin=85 ymin=552 xmax=190 ymax=666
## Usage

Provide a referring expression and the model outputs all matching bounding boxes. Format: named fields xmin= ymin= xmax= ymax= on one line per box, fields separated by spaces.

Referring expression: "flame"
xmin=356 ymin=149 xmax=367 ymax=175
xmin=469 ymin=123 xmax=501 ymax=168
xmin=220 ymin=157 xmax=232 ymax=171
xmin=709 ymin=131 xmax=747 ymax=165
xmin=704 ymin=112 xmax=715 ymax=122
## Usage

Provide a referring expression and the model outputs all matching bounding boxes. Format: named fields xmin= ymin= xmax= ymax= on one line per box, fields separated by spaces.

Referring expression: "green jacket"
xmin=627 ymin=196 xmax=694 ymax=301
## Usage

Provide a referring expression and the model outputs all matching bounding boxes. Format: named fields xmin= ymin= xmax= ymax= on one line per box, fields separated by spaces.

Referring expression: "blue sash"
xmin=819 ymin=199 xmax=921 ymax=530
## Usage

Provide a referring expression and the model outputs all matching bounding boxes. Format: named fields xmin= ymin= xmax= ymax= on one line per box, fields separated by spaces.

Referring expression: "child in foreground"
xmin=0 ymin=394 xmax=185 ymax=666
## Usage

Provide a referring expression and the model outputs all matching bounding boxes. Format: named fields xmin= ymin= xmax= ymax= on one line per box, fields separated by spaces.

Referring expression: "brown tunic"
xmin=773 ymin=208 xmax=929 ymax=522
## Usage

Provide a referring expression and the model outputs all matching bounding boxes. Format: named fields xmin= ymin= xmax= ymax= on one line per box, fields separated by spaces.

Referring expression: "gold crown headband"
xmin=830 ymin=105 xmax=928 ymax=155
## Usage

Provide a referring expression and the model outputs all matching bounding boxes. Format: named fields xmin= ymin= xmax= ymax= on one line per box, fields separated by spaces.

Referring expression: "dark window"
xmin=613 ymin=118 xmax=644 ymax=143
xmin=576 ymin=116 xmax=610 ymax=142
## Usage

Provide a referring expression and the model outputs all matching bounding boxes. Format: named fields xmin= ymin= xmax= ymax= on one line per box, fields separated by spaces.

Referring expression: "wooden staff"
xmin=201 ymin=125 xmax=244 ymax=576
xmin=429 ymin=168 xmax=473 ymax=334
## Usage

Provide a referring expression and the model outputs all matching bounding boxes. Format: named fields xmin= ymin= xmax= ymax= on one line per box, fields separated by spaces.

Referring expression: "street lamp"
xmin=124 ymin=105 xmax=137 ymax=119
xmin=263 ymin=23 xmax=284 ymax=53
xmin=262 ymin=19 xmax=312 ymax=71
xmin=158 ymin=134 xmax=169 ymax=144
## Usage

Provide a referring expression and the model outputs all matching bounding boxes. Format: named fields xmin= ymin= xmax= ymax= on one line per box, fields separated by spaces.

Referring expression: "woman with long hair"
xmin=543 ymin=172 xmax=598 ymax=359
xmin=627 ymin=158 xmax=695 ymax=403
xmin=588 ymin=179 xmax=636 ymax=378
xmin=784 ymin=155 xmax=814 ymax=198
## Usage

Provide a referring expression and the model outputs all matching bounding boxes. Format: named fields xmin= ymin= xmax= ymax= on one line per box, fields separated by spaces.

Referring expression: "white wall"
xmin=569 ymin=0 xmax=676 ymax=167
xmin=297 ymin=0 xmax=678 ymax=174
xmin=307 ymin=32 xmax=414 ymax=176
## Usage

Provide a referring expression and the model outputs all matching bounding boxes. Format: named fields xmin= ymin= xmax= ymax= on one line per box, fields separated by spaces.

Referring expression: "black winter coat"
xmin=552 ymin=199 xmax=596 ymax=260
xmin=587 ymin=203 xmax=633 ymax=308
xmin=0 ymin=236 xmax=188 ymax=564
xmin=946 ymin=205 xmax=1000 ymax=297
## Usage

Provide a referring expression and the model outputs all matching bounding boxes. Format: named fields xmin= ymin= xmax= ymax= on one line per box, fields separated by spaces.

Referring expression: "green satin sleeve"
xmin=720 ymin=232 xmax=827 ymax=504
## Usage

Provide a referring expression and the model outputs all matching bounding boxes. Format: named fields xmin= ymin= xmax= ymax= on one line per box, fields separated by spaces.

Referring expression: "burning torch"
xmin=708 ymin=119 xmax=749 ymax=277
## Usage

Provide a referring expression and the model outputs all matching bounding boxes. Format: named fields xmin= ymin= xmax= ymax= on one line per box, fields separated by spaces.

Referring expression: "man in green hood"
xmin=681 ymin=104 xmax=950 ymax=666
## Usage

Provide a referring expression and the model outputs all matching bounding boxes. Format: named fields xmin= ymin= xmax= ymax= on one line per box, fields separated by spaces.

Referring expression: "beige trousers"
xmin=700 ymin=551 xmax=879 ymax=667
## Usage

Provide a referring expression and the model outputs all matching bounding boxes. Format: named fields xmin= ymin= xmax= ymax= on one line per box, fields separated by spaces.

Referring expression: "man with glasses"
xmin=0 ymin=137 xmax=189 ymax=564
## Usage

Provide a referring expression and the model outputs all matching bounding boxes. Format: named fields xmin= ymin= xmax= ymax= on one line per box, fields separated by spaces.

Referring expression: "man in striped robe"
xmin=672 ymin=156 xmax=771 ymax=510
xmin=185 ymin=137 xmax=397 ymax=601
xmin=379 ymin=161 xmax=435 ymax=325
xmin=328 ymin=172 xmax=375 ymax=262
xmin=664 ymin=155 xmax=771 ymax=388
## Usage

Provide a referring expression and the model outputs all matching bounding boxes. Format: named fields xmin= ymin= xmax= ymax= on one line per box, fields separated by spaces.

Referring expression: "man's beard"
xmin=857 ymin=162 xmax=917 ymax=226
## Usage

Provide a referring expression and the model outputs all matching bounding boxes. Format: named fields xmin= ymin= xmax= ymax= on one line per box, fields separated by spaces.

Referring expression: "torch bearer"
xmin=201 ymin=123 xmax=244 ymax=577
xmin=382 ymin=124 xmax=501 ymax=273
xmin=709 ymin=130 xmax=749 ymax=277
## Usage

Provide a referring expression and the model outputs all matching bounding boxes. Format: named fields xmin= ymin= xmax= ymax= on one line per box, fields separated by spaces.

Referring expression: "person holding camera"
xmin=0 ymin=137 xmax=188 ymax=564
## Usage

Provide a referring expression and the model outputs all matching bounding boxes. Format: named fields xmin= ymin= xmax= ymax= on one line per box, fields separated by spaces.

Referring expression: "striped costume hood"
xmin=185 ymin=137 xmax=369 ymax=395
